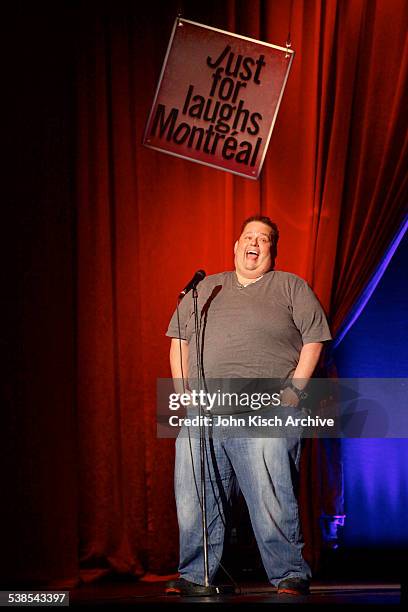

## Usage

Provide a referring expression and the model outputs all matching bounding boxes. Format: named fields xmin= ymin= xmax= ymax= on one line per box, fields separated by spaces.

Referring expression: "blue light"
xmin=334 ymin=231 xmax=408 ymax=546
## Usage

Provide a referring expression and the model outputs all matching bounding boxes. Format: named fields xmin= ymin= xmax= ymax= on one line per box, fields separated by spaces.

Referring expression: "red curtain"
xmin=75 ymin=0 xmax=408 ymax=580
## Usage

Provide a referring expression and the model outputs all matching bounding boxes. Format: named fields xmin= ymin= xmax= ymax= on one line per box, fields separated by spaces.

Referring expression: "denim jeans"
xmin=174 ymin=424 xmax=311 ymax=586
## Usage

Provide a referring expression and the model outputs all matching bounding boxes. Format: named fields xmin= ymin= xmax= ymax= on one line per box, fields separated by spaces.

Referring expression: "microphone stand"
xmin=192 ymin=285 xmax=210 ymax=588
xmin=183 ymin=282 xmax=234 ymax=596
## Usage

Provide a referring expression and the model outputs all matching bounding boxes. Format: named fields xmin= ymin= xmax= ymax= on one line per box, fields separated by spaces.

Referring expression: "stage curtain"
xmin=75 ymin=0 xmax=408 ymax=579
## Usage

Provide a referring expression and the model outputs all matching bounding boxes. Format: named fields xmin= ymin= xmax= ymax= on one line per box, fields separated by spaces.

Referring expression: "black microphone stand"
xmin=192 ymin=285 xmax=211 ymax=589
xmin=182 ymin=279 xmax=234 ymax=596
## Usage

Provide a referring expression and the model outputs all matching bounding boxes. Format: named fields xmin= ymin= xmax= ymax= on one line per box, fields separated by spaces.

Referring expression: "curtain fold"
xmin=75 ymin=0 xmax=408 ymax=577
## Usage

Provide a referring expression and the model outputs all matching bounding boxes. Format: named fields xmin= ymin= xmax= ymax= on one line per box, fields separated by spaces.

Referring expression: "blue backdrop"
xmin=334 ymin=232 xmax=408 ymax=546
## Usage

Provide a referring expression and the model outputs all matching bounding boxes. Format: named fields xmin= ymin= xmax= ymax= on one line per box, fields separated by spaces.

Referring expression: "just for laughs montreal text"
xmin=167 ymin=390 xmax=335 ymax=428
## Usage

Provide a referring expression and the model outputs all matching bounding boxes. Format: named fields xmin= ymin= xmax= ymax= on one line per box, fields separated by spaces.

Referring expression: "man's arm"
xmin=170 ymin=338 xmax=190 ymax=395
xmin=281 ymin=342 xmax=323 ymax=407
xmin=292 ymin=342 xmax=323 ymax=385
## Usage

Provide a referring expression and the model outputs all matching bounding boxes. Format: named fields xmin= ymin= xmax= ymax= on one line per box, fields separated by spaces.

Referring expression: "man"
xmin=165 ymin=215 xmax=332 ymax=596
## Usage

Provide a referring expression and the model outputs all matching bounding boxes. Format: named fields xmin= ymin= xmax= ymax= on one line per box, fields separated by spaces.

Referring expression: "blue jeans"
xmin=174 ymin=425 xmax=311 ymax=586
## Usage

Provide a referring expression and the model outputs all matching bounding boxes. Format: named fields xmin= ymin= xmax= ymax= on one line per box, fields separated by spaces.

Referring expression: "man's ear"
xmin=234 ymin=240 xmax=238 ymax=254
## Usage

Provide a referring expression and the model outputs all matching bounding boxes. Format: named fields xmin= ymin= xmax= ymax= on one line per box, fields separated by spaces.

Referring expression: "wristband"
xmin=284 ymin=382 xmax=308 ymax=401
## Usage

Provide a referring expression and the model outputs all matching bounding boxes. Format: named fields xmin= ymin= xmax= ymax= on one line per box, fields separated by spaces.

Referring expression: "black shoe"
xmin=277 ymin=578 xmax=310 ymax=596
xmin=165 ymin=577 xmax=220 ymax=596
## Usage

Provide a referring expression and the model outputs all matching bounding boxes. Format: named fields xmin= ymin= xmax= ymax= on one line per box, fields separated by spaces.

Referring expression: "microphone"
xmin=179 ymin=269 xmax=206 ymax=299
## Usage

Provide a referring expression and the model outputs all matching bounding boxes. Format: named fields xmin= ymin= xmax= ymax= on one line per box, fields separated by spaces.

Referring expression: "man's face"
xmin=234 ymin=221 xmax=274 ymax=279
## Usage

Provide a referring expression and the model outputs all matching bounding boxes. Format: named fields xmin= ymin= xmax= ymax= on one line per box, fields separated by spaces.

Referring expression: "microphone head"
xmin=178 ymin=269 xmax=206 ymax=299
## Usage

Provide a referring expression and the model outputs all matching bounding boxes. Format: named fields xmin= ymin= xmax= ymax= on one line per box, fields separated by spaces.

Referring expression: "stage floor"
xmin=69 ymin=578 xmax=401 ymax=606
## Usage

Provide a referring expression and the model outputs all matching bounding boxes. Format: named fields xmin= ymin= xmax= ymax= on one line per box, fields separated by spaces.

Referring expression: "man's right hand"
xmin=280 ymin=386 xmax=300 ymax=408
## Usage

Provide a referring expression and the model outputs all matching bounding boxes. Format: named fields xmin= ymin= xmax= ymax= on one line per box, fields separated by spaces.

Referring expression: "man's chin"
xmin=242 ymin=266 xmax=262 ymax=276
xmin=240 ymin=263 xmax=271 ymax=278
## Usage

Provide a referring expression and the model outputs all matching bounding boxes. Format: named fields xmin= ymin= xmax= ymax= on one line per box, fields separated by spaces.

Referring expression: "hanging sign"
xmin=143 ymin=18 xmax=294 ymax=180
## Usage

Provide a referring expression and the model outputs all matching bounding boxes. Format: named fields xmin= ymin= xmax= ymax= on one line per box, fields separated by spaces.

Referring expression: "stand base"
xmin=213 ymin=584 xmax=236 ymax=595
xmin=186 ymin=584 xmax=236 ymax=596
xmin=165 ymin=580 xmax=236 ymax=597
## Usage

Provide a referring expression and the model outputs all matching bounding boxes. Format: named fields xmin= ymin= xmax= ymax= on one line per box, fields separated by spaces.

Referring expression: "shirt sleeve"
xmin=165 ymin=291 xmax=194 ymax=341
xmin=291 ymin=278 xmax=332 ymax=344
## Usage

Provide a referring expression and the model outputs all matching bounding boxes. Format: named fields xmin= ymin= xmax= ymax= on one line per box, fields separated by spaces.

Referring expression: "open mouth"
xmin=246 ymin=249 xmax=259 ymax=260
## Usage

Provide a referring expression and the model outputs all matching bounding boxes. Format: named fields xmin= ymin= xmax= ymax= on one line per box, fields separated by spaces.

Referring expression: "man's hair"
xmin=240 ymin=215 xmax=279 ymax=263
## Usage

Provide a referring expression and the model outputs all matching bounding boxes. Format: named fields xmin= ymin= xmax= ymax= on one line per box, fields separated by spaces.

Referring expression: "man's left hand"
xmin=280 ymin=387 xmax=300 ymax=408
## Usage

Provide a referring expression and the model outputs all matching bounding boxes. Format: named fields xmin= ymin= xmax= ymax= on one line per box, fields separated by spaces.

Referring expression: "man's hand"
xmin=280 ymin=386 xmax=300 ymax=408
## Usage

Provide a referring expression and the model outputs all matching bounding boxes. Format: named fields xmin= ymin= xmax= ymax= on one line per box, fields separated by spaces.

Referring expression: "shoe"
xmin=277 ymin=578 xmax=310 ymax=595
xmin=165 ymin=577 xmax=220 ymax=596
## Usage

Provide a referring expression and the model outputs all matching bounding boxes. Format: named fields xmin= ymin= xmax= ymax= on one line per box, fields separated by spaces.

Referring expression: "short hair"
xmin=240 ymin=215 xmax=279 ymax=263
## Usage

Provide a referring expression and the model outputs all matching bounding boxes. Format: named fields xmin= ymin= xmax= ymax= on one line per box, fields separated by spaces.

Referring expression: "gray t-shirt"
xmin=166 ymin=270 xmax=332 ymax=380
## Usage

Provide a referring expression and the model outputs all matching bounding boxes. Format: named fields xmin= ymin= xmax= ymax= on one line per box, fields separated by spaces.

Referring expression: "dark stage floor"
xmin=68 ymin=577 xmax=401 ymax=607
xmin=3 ymin=550 xmax=404 ymax=607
